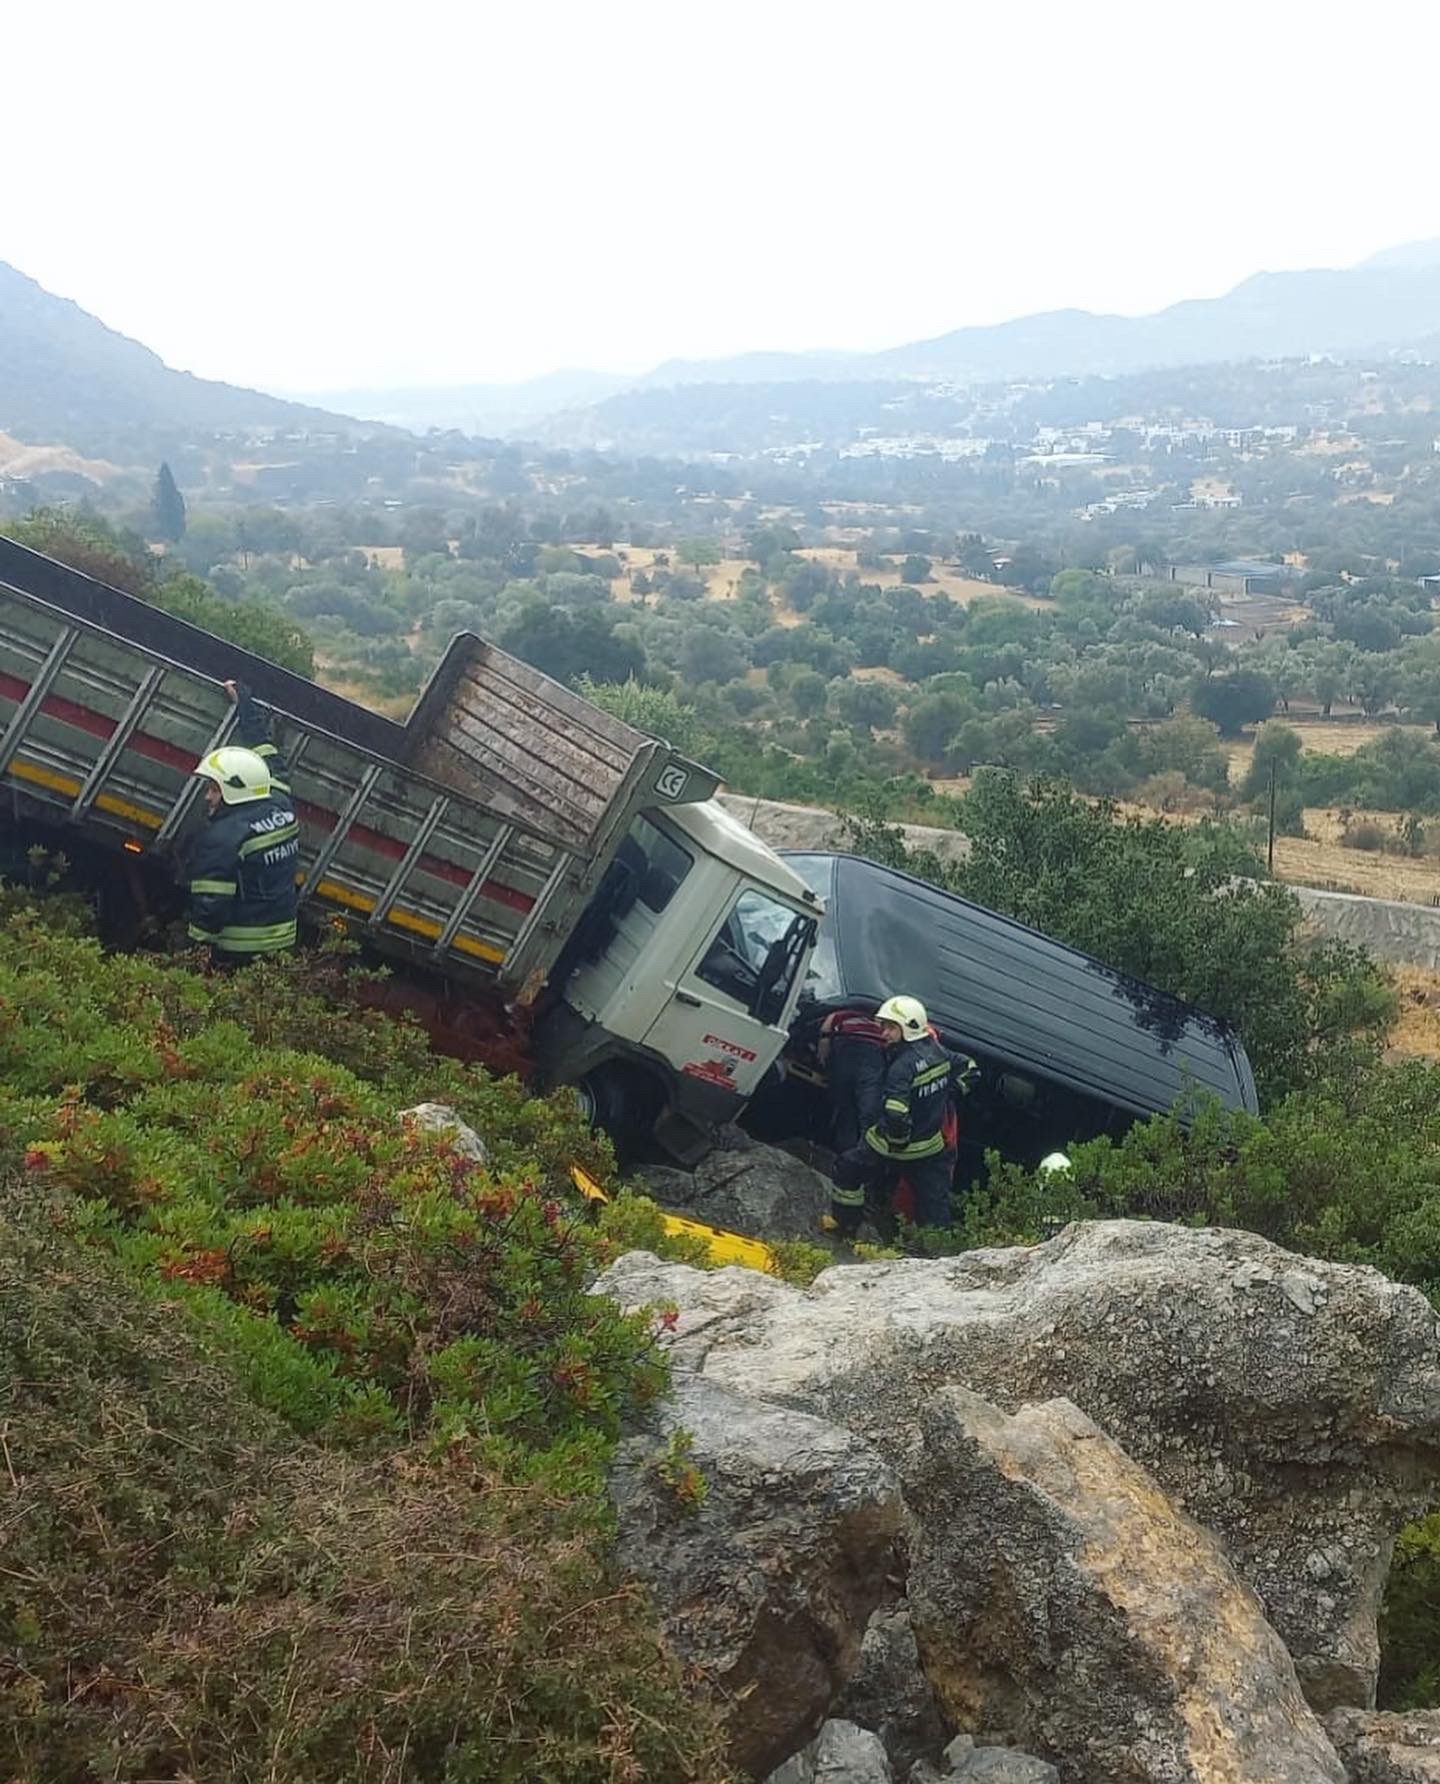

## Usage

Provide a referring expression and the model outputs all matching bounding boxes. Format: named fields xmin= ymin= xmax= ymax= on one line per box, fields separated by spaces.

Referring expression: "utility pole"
xmin=1267 ymin=760 xmax=1277 ymax=874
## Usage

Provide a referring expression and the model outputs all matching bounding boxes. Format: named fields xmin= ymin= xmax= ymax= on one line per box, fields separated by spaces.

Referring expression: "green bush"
xmin=957 ymin=1064 xmax=1440 ymax=1299
xmin=0 ymin=908 xmax=665 ymax=1450
xmin=1382 ymin=1513 xmax=1440 ymax=1708
xmin=0 ymin=1187 xmax=730 ymax=1782
xmin=0 ymin=895 xmax=742 ymax=1774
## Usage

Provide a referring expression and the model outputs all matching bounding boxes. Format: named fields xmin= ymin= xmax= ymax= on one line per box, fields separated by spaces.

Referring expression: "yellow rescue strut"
xmin=569 ymin=1164 xmax=780 ymax=1274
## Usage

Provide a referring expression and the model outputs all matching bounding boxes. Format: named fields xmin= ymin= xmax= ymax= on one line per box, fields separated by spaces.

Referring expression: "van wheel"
xmin=575 ymin=1066 xmax=661 ymax=1146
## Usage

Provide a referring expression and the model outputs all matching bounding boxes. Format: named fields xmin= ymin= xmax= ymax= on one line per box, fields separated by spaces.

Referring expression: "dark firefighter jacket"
xmin=865 ymin=1034 xmax=978 ymax=1161
xmin=186 ymin=692 xmax=299 ymax=959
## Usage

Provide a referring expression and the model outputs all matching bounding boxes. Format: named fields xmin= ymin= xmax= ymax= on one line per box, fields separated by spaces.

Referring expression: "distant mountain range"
xmin=6 ymin=239 xmax=1440 ymax=462
xmin=305 ymin=239 xmax=1440 ymax=439
xmin=0 ymin=262 xmax=365 ymax=457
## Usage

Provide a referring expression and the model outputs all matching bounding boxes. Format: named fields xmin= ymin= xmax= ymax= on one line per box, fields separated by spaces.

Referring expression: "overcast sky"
xmin=8 ymin=0 xmax=1440 ymax=394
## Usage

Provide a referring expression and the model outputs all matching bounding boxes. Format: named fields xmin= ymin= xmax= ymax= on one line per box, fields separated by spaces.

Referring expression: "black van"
xmin=757 ymin=851 xmax=1258 ymax=1179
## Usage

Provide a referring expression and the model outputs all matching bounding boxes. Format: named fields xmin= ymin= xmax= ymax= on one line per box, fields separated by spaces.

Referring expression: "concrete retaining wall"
xmin=1292 ymin=886 xmax=1440 ymax=970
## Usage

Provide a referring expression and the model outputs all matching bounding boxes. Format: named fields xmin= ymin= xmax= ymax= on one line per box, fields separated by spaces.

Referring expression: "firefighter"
xmin=816 ymin=1005 xmax=888 ymax=1153
xmin=828 ymin=994 xmax=964 ymax=1237
xmin=893 ymin=1022 xmax=979 ymax=1224
xmin=185 ymin=681 xmax=300 ymax=964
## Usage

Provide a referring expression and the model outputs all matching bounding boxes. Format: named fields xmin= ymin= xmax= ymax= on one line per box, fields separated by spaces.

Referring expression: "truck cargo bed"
xmin=0 ymin=535 xmax=716 ymax=998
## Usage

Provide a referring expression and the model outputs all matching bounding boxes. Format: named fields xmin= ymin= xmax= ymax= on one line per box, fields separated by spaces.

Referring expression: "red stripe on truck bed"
xmin=0 ymin=669 xmax=536 ymax=916
xmin=0 ymin=671 xmax=196 ymax=769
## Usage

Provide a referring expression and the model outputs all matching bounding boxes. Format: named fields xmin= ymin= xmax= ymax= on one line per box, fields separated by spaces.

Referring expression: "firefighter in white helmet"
xmin=828 ymin=994 xmax=972 ymax=1236
xmin=185 ymin=681 xmax=300 ymax=964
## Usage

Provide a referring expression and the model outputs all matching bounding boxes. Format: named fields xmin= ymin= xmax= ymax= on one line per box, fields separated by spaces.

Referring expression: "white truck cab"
xmin=535 ymin=798 xmax=822 ymax=1161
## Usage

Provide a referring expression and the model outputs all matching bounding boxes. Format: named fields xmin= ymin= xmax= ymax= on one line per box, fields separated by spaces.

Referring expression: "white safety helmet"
xmin=193 ymin=745 xmax=272 ymax=805
xmin=874 ymin=994 xmax=929 ymax=1041
xmin=1038 ymin=1152 xmax=1073 ymax=1175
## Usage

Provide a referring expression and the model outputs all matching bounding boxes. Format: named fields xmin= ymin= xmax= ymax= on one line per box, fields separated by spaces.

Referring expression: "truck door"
xmin=561 ymin=815 xmax=694 ymax=1026
xmin=643 ymin=888 xmax=815 ymax=1102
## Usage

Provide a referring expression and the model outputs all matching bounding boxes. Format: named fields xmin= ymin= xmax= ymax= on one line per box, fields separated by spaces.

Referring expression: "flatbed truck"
xmin=0 ymin=534 xmax=821 ymax=1161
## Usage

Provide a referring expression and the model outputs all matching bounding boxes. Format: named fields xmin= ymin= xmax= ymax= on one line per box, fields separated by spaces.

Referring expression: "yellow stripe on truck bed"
xmin=6 ymin=759 xmax=163 ymax=830
xmin=311 ymin=878 xmax=506 ymax=964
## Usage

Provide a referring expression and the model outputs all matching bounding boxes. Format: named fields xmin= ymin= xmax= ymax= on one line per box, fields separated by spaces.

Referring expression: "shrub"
xmin=1341 ymin=820 xmax=1387 ymax=853
xmin=1383 ymin=1513 xmax=1440 ymax=1708
xmin=0 ymin=1188 xmax=731 ymax=1781
xmin=0 ymin=907 xmax=671 ymax=1451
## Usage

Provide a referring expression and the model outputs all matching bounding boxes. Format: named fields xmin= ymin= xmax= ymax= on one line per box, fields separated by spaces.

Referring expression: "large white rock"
xmin=907 ymin=1388 xmax=1345 ymax=1783
xmin=611 ymin=1373 xmax=905 ymax=1779
xmin=598 ymin=1220 xmax=1440 ymax=1711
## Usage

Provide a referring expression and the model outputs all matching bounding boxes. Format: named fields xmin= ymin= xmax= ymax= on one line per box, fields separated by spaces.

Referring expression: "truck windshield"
xmin=697 ymin=890 xmax=814 ymax=1023
xmin=779 ymin=854 xmax=841 ymax=1000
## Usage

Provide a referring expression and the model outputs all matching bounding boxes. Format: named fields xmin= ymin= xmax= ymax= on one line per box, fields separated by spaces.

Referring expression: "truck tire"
xmin=575 ymin=1065 xmax=661 ymax=1148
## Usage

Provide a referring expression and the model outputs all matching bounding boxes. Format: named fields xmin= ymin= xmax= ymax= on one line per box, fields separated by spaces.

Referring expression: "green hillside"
xmin=0 ymin=893 xmax=727 ymax=1780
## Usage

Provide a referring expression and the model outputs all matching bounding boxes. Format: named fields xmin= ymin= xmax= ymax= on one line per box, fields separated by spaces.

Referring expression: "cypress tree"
xmin=152 ymin=462 xmax=187 ymax=542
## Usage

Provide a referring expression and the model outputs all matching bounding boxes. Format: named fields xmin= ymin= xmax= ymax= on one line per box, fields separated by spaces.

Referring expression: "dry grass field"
xmin=591 ymin=542 xmax=1041 ymax=623
xmin=1270 ymin=822 xmax=1440 ymax=903
xmin=0 ymin=430 xmax=120 ymax=485
xmin=795 ymin=546 xmax=1041 ymax=608
xmin=1223 ymin=719 xmax=1416 ymax=784
xmin=1388 ymin=966 xmax=1440 ymax=1060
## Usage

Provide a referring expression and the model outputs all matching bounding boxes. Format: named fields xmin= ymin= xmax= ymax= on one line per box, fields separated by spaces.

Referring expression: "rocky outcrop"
xmin=1294 ymin=886 xmax=1440 ymax=973
xmin=906 ymin=1388 xmax=1345 ymax=1782
xmin=1325 ymin=1709 xmax=1440 ymax=1781
xmin=598 ymin=1221 xmax=1440 ymax=1714
xmin=641 ymin=1123 xmax=837 ymax=1241
xmin=716 ymin=794 xmax=972 ymax=870
xmin=396 ymin=1101 xmax=488 ymax=1160
xmin=922 ymin=1742 xmax=1062 ymax=1782
xmin=764 ymin=1723 xmax=1062 ymax=1784
xmin=833 ymin=1607 xmax=946 ymax=1776
xmin=766 ymin=1719 xmax=894 ymax=1783
xmin=610 ymin=1372 xmax=905 ymax=1779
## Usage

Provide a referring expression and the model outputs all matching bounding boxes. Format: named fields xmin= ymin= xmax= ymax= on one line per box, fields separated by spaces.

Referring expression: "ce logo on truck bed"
xmin=656 ymin=765 xmax=689 ymax=800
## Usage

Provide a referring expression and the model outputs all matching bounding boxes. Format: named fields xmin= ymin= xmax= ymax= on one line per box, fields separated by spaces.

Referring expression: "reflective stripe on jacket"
xmin=865 ymin=1034 xmax=956 ymax=1161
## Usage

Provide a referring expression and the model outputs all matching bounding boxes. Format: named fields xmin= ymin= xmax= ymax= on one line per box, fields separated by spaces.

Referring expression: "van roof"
xmin=664 ymin=799 xmax=820 ymax=907
xmin=783 ymin=851 xmax=1258 ymax=1120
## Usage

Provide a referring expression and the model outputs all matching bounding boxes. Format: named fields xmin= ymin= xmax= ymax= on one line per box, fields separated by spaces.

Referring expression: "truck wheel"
xmin=575 ymin=1066 xmax=661 ymax=1147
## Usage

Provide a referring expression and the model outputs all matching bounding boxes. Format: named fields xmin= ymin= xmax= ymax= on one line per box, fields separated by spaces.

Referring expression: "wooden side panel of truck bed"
xmin=406 ymin=636 xmax=719 ymax=860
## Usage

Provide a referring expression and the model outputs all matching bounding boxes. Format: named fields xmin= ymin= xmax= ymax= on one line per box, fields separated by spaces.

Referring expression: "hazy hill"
xmin=611 ymin=257 xmax=1440 ymax=394
xmin=296 ymin=367 xmax=632 ymax=435
xmin=1357 ymin=238 xmax=1440 ymax=270
xmin=0 ymin=262 xmax=364 ymax=455
xmin=308 ymin=241 xmax=1440 ymax=441
xmin=871 ymin=263 xmax=1440 ymax=381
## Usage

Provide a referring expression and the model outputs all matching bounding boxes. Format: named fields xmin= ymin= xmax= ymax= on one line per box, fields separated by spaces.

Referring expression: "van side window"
xmin=631 ymin=817 xmax=693 ymax=913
